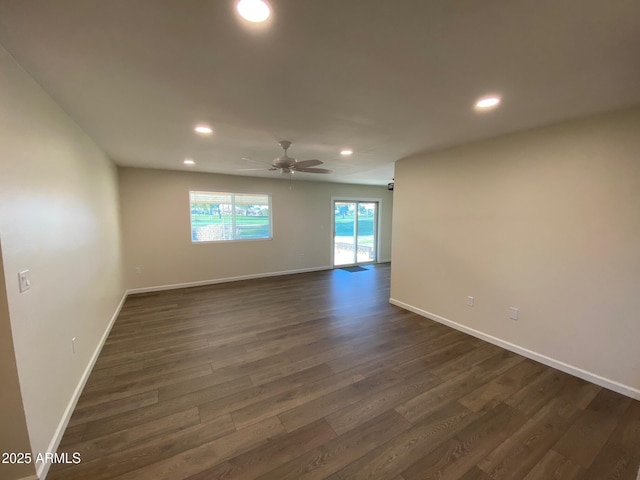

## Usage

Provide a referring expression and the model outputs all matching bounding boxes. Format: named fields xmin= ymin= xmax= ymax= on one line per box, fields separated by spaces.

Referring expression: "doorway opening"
xmin=333 ymin=200 xmax=379 ymax=266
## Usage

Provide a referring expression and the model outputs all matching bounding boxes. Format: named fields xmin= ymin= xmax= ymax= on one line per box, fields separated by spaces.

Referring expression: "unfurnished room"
xmin=0 ymin=1 xmax=639 ymax=479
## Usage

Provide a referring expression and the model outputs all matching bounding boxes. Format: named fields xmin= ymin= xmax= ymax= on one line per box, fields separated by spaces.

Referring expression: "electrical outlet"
xmin=18 ymin=270 xmax=31 ymax=293
xmin=467 ymin=296 xmax=474 ymax=307
xmin=135 ymin=266 xmax=141 ymax=274
xmin=509 ymin=307 xmax=519 ymax=321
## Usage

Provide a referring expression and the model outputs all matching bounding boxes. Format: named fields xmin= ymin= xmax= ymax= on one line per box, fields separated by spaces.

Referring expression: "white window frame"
xmin=189 ymin=190 xmax=273 ymax=243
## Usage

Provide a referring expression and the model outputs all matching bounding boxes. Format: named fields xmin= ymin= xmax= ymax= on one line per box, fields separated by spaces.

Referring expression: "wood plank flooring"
xmin=49 ymin=264 xmax=640 ymax=480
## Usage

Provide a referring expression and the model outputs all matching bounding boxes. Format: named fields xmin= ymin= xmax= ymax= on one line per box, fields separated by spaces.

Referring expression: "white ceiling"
xmin=0 ymin=0 xmax=639 ymax=185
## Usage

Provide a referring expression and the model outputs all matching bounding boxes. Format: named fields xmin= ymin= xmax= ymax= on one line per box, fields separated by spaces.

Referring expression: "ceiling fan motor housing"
xmin=273 ymin=155 xmax=295 ymax=168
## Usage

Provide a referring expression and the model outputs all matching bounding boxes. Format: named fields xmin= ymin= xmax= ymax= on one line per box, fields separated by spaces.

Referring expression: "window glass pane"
xmin=334 ymin=202 xmax=356 ymax=265
xmin=234 ymin=194 xmax=271 ymax=240
xmin=190 ymin=191 xmax=271 ymax=242
xmin=357 ymin=202 xmax=376 ymax=262
xmin=190 ymin=191 xmax=233 ymax=241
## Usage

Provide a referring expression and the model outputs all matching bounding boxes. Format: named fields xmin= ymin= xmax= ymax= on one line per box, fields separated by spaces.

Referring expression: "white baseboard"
xmin=126 ymin=266 xmax=333 ymax=295
xmin=389 ymin=298 xmax=640 ymax=401
xmin=37 ymin=292 xmax=127 ymax=480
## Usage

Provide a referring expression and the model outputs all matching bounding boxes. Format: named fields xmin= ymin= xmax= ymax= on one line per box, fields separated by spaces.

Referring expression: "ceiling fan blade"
xmin=295 ymin=159 xmax=323 ymax=168
xmin=293 ymin=167 xmax=333 ymax=174
xmin=242 ymin=157 xmax=270 ymax=166
xmin=241 ymin=156 xmax=256 ymax=163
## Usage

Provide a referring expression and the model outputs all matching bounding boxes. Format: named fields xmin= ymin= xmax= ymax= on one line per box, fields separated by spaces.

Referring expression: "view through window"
xmin=333 ymin=200 xmax=378 ymax=265
xmin=190 ymin=191 xmax=272 ymax=242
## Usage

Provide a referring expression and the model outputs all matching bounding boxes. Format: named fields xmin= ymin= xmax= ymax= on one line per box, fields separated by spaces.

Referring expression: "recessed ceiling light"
xmin=236 ymin=0 xmax=271 ymax=23
xmin=475 ymin=96 xmax=501 ymax=110
xmin=340 ymin=149 xmax=353 ymax=156
xmin=194 ymin=125 xmax=213 ymax=135
xmin=184 ymin=159 xmax=195 ymax=165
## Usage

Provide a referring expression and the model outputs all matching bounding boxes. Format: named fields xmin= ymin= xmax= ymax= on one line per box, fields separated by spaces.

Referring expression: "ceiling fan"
xmin=241 ymin=141 xmax=333 ymax=175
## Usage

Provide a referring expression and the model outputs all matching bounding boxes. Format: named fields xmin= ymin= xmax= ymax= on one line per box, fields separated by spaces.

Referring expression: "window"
xmin=190 ymin=191 xmax=272 ymax=242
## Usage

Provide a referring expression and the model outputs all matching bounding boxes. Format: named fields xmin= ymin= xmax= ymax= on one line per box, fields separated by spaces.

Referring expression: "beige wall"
xmin=0 ymin=44 xmax=124 ymax=476
xmin=119 ymin=167 xmax=393 ymax=290
xmin=0 ymin=240 xmax=35 ymax=480
xmin=391 ymin=107 xmax=640 ymax=397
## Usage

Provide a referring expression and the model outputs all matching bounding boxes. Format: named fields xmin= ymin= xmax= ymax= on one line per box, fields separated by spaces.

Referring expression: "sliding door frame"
xmin=330 ymin=196 xmax=383 ymax=268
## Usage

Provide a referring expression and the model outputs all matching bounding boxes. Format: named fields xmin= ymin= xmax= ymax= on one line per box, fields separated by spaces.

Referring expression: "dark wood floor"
xmin=50 ymin=264 xmax=640 ymax=480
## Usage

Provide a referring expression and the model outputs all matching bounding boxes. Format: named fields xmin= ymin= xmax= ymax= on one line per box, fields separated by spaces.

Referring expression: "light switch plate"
xmin=18 ymin=270 xmax=31 ymax=293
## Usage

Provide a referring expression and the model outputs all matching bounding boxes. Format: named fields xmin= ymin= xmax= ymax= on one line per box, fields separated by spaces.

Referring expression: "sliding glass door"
xmin=333 ymin=200 xmax=378 ymax=266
